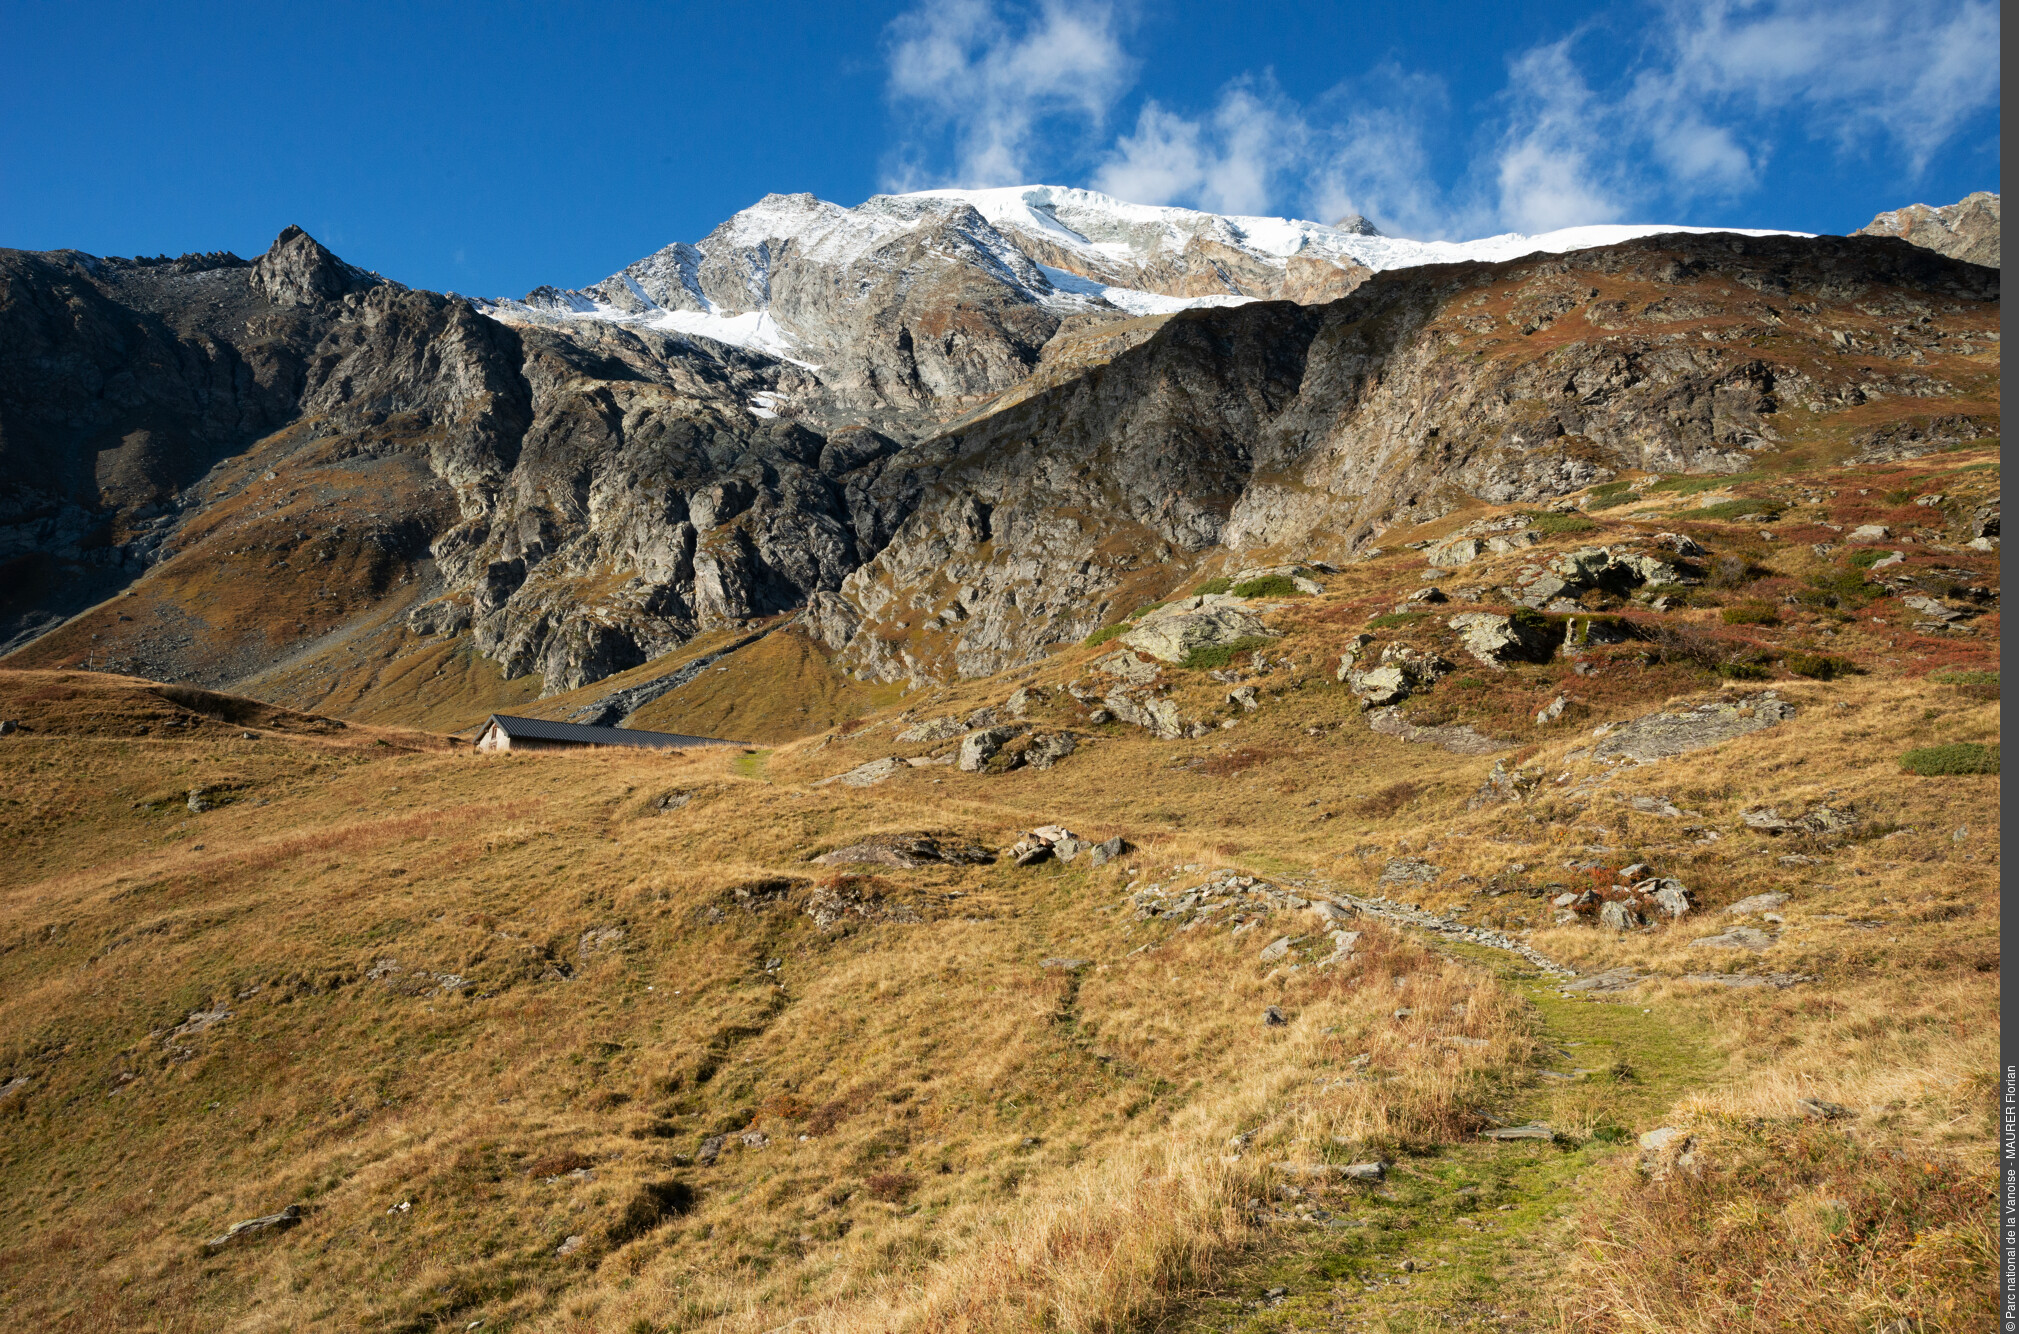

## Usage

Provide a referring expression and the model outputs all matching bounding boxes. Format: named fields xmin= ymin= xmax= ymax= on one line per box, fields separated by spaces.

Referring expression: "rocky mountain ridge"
xmin=1855 ymin=190 xmax=2000 ymax=268
xmin=0 ymin=192 xmax=1999 ymax=715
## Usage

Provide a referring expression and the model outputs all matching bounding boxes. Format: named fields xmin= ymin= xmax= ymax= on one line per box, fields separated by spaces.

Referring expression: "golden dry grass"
xmin=0 ymin=434 xmax=2000 ymax=1332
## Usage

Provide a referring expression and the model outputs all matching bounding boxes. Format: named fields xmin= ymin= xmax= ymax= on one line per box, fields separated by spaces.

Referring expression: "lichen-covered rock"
xmin=1119 ymin=599 xmax=1276 ymax=663
xmin=1592 ymin=693 xmax=1795 ymax=762
xmin=1448 ymin=612 xmax=1553 ymax=667
xmin=956 ymin=726 xmax=1022 ymax=772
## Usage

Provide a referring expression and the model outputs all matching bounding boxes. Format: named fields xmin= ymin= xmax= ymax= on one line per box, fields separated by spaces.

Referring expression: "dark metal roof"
xmin=481 ymin=715 xmax=742 ymax=750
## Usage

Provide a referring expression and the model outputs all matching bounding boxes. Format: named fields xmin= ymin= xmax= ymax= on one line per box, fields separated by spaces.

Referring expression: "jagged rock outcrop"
xmin=1855 ymin=192 xmax=1999 ymax=268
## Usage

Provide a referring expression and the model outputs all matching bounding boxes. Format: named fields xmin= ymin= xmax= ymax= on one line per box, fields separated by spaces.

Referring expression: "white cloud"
xmin=1095 ymin=81 xmax=1304 ymax=216
xmin=882 ymin=0 xmax=1998 ymax=234
xmin=1643 ymin=0 xmax=2000 ymax=174
xmin=884 ymin=0 xmax=1134 ymax=188
xmin=1491 ymin=42 xmax=1629 ymax=233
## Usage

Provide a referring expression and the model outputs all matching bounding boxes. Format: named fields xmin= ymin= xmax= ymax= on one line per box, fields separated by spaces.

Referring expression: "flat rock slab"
xmin=1365 ymin=706 xmax=1510 ymax=755
xmin=1481 ymin=1124 xmax=1556 ymax=1142
xmin=1039 ymin=957 xmax=1090 ymax=970
xmin=814 ymin=833 xmax=995 ymax=868
xmin=1682 ymin=971 xmax=1816 ymax=988
xmin=1725 ymin=892 xmax=1791 ymax=915
xmin=1562 ymin=967 xmax=1642 ymax=993
xmin=815 ymin=757 xmax=905 ymax=788
xmin=205 ymin=1204 xmax=302 ymax=1250
xmin=1689 ymin=926 xmax=1775 ymax=951
xmin=1593 ymin=693 xmax=1794 ymax=763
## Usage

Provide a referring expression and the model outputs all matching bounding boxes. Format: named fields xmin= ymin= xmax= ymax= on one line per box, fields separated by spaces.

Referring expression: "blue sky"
xmin=0 ymin=1 xmax=1998 ymax=296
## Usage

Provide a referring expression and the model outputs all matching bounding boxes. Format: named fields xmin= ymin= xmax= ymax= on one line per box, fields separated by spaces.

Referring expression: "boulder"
xmin=1005 ymin=685 xmax=1046 ymax=718
xmin=1119 ymin=599 xmax=1277 ymax=663
xmin=1341 ymin=1161 xmax=1387 ymax=1181
xmin=1638 ymin=1127 xmax=1687 ymax=1152
xmin=1227 ymin=685 xmax=1260 ymax=711
xmin=1258 ymin=935 xmax=1299 ymax=962
xmin=957 ymin=726 xmax=1021 ymax=772
xmin=1448 ymin=612 xmax=1553 ymax=667
xmin=1848 ymin=524 xmax=1890 ymax=542
xmin=897 ymin=715 xmax=967 ymax=743
xmin=1024 ymin=732 xmax=1079 ymax=770
xmin=1085 ymin=836 xmax=1129 ymax=868
xmin=205 ymin=1204 xmax=303 ymax=1250
xmin=1598 ymin=900 xmax=1640 ymax=931
xmin=1262 ymin=1006 xmax=1288 ymax=1027
xmin=1426 ymin=537 xmax=1484 ymax=567
xmin=1092 ymin=649 xmax=1161 ymax=685
xmin=1638 ymin=877 xmax=1693 ymax=918
xmin=1102 ymin=690 xmax=1183 ymax=739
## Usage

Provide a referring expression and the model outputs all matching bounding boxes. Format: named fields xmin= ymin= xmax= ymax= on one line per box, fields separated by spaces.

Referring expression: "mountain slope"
xmin=0 ymin=195 xmax=1996 ymax=725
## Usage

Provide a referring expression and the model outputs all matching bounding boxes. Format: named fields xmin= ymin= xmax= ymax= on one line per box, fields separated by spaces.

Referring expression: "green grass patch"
xmin=1192 ymin=577 xmax=1233 ymax=596
xmin=1846 ymin=547 xmax=1897 ymax=569
xmin=1648 ymin=471 xmax=1764 ymax=496
xmin=1131 ymin=600 xmax=1171 ymax=620
xmin=730 ymin=749 xmax=771 ymax=780
xmin=1180 ymin=635 xmax=1277 ymax=672
xmin=1720 ymin=601 xmax=1780 ymax=626
xmin=1583 ymin=481 xmax=1639 ymax=511
xmin=1673 ymin=498 xmax=1786 ymax=522
xmin=1230 ymin=574 xmax=1307 ymax=598
xmin=1898 ymin=742 xmax=1999 ymax=775
xmin=1083 ymin=623 xmax=1132 ymax=648
xmin=1520 ymin=511 xmax=1600 ymax=535
xmin=1784 ymin=652 xmax=1855 ymax=680
xmin=1365 ymin=611 xmax=1426 ymax=630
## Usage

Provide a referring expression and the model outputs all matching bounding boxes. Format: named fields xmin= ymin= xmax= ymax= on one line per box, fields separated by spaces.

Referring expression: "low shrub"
xmin=1931 ymin=668 xmax=1999 ymax=700
xmin=1796 ymin=569 xmax=1880 ymax=610
xmin=1181 ymin=635 xmax=1276 ymax=671
xmin=1785 ymin=652 xmax=1856 ymax=680
xmin=1899 ymin=742 xmax=1999 ymax=776
xmin=1083 ymin=623 xmax=1131 ymax=648
xmin=1193 ymin=577 xmax=1233 ymax=595
xmin=863 ymin=1170 xmax=917 ymax=1203
xmin=1522 ymin=511 xmax=1600 ymax=535
xmin=608 ymin=1180 xmax=694 ymax=1245
xmin=1230 ymin=574 xmax=1305 ymax=598
xmin=1848 ymin=548 xmax=1894 ymax=569
xmin=1720 ymin=601 xmax=1779 ymax=626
